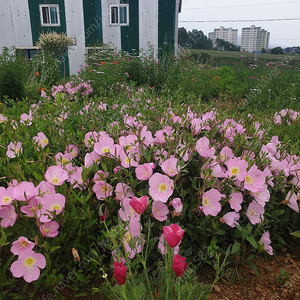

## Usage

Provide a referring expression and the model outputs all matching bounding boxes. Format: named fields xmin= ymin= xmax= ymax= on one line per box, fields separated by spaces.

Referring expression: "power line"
xmin=179 ymin=18 xmax=300 ymax=23
xmin=183 ymin=1 xmax=300 ymax=10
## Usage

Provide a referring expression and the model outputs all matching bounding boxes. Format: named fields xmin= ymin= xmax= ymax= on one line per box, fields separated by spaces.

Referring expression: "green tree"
xmin=270 ymin=47 xmax=284 ymax=54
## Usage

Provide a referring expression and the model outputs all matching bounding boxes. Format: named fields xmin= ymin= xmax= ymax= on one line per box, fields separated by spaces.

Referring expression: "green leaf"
xmin=50 ymin=246 xmax=61 ymax=253
xmin=290 ymin=231 xmax=300 ymax=238
xmin=246 ymin=236 xmax=257 ymax=249
xmin=231 ymin=242 xmax=241 ymax=254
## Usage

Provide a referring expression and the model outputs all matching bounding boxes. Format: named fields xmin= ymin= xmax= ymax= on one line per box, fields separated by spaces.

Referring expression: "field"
xmin=0 ymin=45 xmax=300 ymax=300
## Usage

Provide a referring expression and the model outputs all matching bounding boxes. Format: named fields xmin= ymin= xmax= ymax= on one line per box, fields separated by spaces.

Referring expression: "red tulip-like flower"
xmin=129 ymin=195 xmax=149 ymax=214
xmin=163 ymin=224 xmax=184 ymax=248
xmin=172 ymin=254 xmax=187 ymax=277
xmin=113 ymin=261 xmax=127 ymax=285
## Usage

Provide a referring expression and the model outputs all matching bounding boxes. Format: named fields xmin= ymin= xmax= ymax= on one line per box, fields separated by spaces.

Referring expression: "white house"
xmin=0 ymin=0 xmax=182 ymax=75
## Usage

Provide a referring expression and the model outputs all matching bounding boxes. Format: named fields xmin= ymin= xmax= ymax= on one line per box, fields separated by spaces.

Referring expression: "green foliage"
xmin=0 ymin=48 xmax=29 ymax=102
xmin=215 ymin=39 xmax=241 ymax=52
xmin=178 ymin=27 xmax=213 ymax=50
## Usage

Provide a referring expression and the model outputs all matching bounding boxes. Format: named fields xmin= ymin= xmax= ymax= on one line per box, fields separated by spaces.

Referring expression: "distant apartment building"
xmin=241 ymin=25 xmax=270 ymax=52
xmin=208 ymin=26 xmax=238 ymax=47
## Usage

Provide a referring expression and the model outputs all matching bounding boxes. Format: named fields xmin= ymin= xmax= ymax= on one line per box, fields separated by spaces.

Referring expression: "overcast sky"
xmin=178 ymin=0 xmax=300 ymax=48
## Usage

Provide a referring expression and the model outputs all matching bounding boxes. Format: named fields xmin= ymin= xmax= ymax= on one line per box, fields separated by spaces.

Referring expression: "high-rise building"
xmin=208 ymin=26 xmax=238 ymax=47
xmin=241 ymin=25 xmax=270 ymax=52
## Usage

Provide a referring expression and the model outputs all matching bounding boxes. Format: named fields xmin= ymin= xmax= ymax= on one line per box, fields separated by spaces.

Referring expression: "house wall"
xmin=0 ymin=0 xmax=33 ymax=49
xmin=101 ymin=0 xmax=121 ymax=49
xmin=65 ymin=0 xmax=86 ymax=74
xmin=139 ymin=0 xmax=158 ymax=56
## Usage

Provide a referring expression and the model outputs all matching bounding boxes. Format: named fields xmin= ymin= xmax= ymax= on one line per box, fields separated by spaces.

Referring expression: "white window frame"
xmin=39 ymin=4 xmax=60 ymax=27
xmin=109 ymin=4 xmax=129 ymax=26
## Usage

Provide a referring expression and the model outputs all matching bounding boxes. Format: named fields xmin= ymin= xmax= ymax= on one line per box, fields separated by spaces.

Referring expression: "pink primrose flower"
xmin=84 ymin=151 xmax=101 ymax=168
xmin=93 ymin=181 xmax=113 ymax=200
xmin=161 ymin=158 xmax=180 ymax=177
xmin=285 ymin=190 xmax=299 ymax=213
xmin=219 ymin=146 xmax=234 ymax=162
xmin=20 ymin=113 xmax=33 ymax=126
xmin=54 ymin=152 xmax=73 ymax=168
xmin=225 ymin=158 xmax=248 ymax=181
xmin=244 ymin=165 xmax=266 ymax=193
xmin=33 ymin=132 xmax=48 ymax=150
xmin=0 ymin=113 xmax=8 ymax=123
xmin=11 ymin=237 xmax=35 ymax=256
xmin=222 ymin=212 xmax=240 ymax=227
xmin=251 ymin=184 xmax=270 ymax=207
xmin=152 ymin=201 xmax=169 ymax=222
xmin=163 ymin=224 xmax=184 ymax=248
xmin=39 ymin=221 xmax=60 ymax=238
xmin=41 ymin=193 xmax=65 ymax=220
xmin=115 ymin=183 xmax=134 ymax=201
xmin=135 ymin=163 xmax=155 ymax=180
xmin=195 ymin=137 xmax=216 ymax=159
xmin=170 ymin=198 xmax=183 ymax=213
xmin=0 ymin=186 xmax=14 ymax=205
xmin=260 ymin=231 xmax=273 ymax=255
xmin=119 ymin=150 xmax=140 ymax=168
xmin=20 ymin=197 xmax=41 ymax=218
xmin=140 ymin=126 xmax=155 ymax=147
xmin=200 ymin=189 xmax=225 ymax=217
xmin=10 ymin=250 xmax=46 ymax=283
xmin=246 ymin=201 xmax=264 ymax=224
xmin=129 ymin=195 xmax=148 ymax=214
xmin=158 ymin=233 xmax=180 ymax=255
xmin=65 ymin=144 xmax=78 ymax=158
xmin=119 ymin=197 xmax=140 ymax=222
xmin=45 ymin=166 xmax=69 ymax=186
xmin=149 ymin=173 xmax=174 ymax=202
xmin=0 ymin=205 xmax=17 ymax=228
xmin=118 ymin=134 xmax=139 ymax=154
xmin=6 ymin=142 xmax=23 ymax=158
xmin=94 ymin=136 xmax=115 ymax=156
xmin=13 ymin=181 xmax=37 ymax=201
xmin=68 ymin=166 xmax=84 ymax=189
xmin=229 ymin=192 xmax=243 ymax=212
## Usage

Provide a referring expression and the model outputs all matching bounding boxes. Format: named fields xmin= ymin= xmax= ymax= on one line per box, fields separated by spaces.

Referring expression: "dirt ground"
xmin=205 ymin=243 xmax=300 ymax=300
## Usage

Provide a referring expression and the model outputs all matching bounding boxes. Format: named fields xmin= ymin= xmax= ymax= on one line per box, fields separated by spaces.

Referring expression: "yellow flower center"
xmin=246 ymin=176 xmax=254 ymax=184
xmin=51 ymin=177 xmax=59 ymax=184
xmin=24 ymin=257 xmax=35 ymax=268
xmin=230 ymin=167 xmax=239 ymax=176
xmin=61 ymin=158 xmax=68 ymax=165
xmin=41 ymin=138 xmax=48 ymax=146
xmin=203 ymin=198 xmax=210 ymax=206
xmin=21 ymin=240 xmax=28 ymax=248
xmin=51 ymin=204 xmax=61 ymax=211
xmin=158 ymin=183 xmax=167 ymax=192
xmin=3 ymin=196 xmax=10 ymax=204
xmin=102 ymin=148 xmax=110 ymax=153
xmin=42 ymin=227 xmax=50 ymax=234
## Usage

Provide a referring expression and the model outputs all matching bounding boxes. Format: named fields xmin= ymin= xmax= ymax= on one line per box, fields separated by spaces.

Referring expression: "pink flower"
xmin=33 ymin=132 xmax=48 ymax=150
xmin=93 ymin=181 xmax=113 ymax=200
xmin=40 ymin=194 xmax=65 ymax=221
xmin=115 ymin=183 xmax=134 ymax=201
xmin=152 ymin=201 xmax=169 ymax=222
xmin=94 ymin=136 xmax=115 ymax=156
xmin=45 ymin=166 xmax=69 ymax=186
xmin=0 ymin=186 xmax=14 ymax=205
xmin=163 ymin=224 xmax=184 ymax=248
xmin=229 ymin=192 xmax=243 ymax=212
xmin=149 ymin=173 xmax=174 ymax=202
xmin=135 ymin=163 xmax=155 ymax=180
xmin=0 ymin=205 xmax=17 ymax=227
xmin=219 ymin=146 xmax=234 ymax=162
xmin=246 ymin=201 xmax=264 ymax=224
xmin=6 ymin=142 xmax=23 ymax=158
xmin=11 ymin=237 xmax=35 ymax=256
xmin=244 ymin=165 xmax=266 ymax=193
xmin=123 ymin=220 xmax=144 ymax=259
xmin=251 ymin=185 xmax=270 ymax=207
xmin=10 ymin=250 xmax=46 ymax=283
xmin=222 ymin=212 xmax=240 ymax=227
xmin=119 ymin=150 xmax=139 ymax=168
xmin=161 ymin=158 xmax=180 ymax=177
xmin=172 ymin=254 xmax=188 ymax=277
xmin=285 ymin=191 xmax=299 ymax=213
xmin=158 ymin=233 xmax=180 ymax=255
xmin=195 ymin=137 xmax=216 ymax=159
xmin=200 ymin=189 xmax=225 ymax=217
xmin=65 ymin=144 xmax=78 ymax=158
xmin=36 ymin=181 xmax=56 ymax=196
xmin=119 ymin=134 xmax=139 ymax=154
xmin=13 ymin=181 xmax=37 ymax=201
xmin=170 ymin=198 xmax=183 ymax=213
xmin=20 ymin=113 xmax=32 ymax=126
xmin=39 ymin=221 xmax=60 ymax=238
xmin=119 ymin=197 xmax=139 ymax=222
xmin=20 ymin=197 xmax=41 ymax=218
xmin=260 ymin=231 xmax=273 ymax=255
xmin=130 ymin=196 xmax=148 ymax=214
xmin=225 ymin=158 xmax=248 ymax=181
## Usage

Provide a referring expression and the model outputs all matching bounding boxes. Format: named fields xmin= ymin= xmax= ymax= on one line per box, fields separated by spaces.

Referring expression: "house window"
xmin=39 ymin=4 xmax=60 ymax=26
xmin=109 ymin=4 xmax=129 ymax=26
